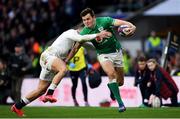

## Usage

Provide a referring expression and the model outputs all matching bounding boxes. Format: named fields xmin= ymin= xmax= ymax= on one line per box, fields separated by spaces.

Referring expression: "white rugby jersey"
xmin=44 ymin=29 xmax=97 ymax=59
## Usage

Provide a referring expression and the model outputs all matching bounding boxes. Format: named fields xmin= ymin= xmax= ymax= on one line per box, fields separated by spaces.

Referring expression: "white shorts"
xmin=39 ymin=52 xmax=57 ymax=81
xmin=97 ymin=50 xmax=124 ymax=67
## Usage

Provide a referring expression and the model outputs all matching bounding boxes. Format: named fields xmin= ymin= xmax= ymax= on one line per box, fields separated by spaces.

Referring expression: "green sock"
xmin=108 ymin=82 xmax=123 ymax=105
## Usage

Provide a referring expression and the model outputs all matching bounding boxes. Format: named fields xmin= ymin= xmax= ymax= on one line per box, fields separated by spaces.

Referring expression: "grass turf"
xmin=0 ymin=105 xmax=180 ymax=118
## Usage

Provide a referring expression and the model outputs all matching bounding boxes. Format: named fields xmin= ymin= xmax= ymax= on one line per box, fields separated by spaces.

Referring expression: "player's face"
xmin=147 ymin=62 xmax=156 ymax=71
xmin=138 ymin=61 xmax=146 ymax=70
xmin=82 ymin=13 xmax=95 ymax=28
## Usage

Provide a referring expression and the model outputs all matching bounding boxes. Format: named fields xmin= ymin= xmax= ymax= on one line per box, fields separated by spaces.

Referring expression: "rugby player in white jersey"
xmin=11 ymin=28 xmax=111 ymax=117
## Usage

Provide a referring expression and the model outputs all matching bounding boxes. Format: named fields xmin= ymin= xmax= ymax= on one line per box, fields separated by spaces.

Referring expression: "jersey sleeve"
xmin=102 ymin=17 xmax=115 ymax=26
xmin=69 ymin=30 xmax=97 ymax=42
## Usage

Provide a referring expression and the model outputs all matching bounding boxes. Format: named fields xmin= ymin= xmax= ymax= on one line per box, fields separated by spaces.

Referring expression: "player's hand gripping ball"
xmin=118 ymin=25 xmax=131 ymax=37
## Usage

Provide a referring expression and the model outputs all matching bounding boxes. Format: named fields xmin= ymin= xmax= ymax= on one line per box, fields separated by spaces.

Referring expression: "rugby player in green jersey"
xmin=79 ymin=8 xmax=136 ymax=112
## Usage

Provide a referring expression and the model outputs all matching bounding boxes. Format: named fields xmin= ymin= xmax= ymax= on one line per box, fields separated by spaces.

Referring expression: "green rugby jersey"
xmin=80 ymin=17 xmax=121 ymax=54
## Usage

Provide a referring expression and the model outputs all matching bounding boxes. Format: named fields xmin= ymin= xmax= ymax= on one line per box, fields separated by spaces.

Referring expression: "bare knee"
xmin=106 ymin=71 xmax=116 ymax=79
xmin=60 ymin=66 xmax=68 ymax=75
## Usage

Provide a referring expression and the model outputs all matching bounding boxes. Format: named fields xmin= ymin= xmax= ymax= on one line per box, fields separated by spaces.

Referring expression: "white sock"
xmin=109 ymin=79 xmax=116 ymax=84
xmin=48 ymin=83 xmax=57 ymax=90
xmin=22 ymin=97 xmax=30 ymax=104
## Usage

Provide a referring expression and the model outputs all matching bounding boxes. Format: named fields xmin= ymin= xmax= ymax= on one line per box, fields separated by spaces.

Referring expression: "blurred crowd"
xmin=0 ymin=0 xmax=160 ymax=77
xmin=122 ymin=30 xmax=180 ymax=77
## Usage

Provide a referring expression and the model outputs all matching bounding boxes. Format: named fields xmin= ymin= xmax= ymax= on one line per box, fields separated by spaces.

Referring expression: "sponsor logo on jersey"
xmin=98 ymin=27 xmax=104 ymax=31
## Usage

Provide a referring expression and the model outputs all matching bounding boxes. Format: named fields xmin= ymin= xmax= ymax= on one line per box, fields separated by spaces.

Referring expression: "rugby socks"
xmin=46 ymin=83 xmax=57 ymax=95
xmin=15 ymin=97 xmax=30 ymax=109
xmin=108 ymin=80 xmax=123 ymax=106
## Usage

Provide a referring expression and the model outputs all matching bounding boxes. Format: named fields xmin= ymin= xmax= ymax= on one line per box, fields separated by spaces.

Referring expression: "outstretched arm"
xmin=72 ymin=30 xmax=111 ymax=42
xmin=64 ymin=42 xmax=82 ymax=64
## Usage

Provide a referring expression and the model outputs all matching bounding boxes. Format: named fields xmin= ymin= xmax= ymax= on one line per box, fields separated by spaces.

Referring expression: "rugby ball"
xmin=118 ymin=25 xmax=129 ymax=37
xmin=151 ymin=96 xmax=161 ymax=108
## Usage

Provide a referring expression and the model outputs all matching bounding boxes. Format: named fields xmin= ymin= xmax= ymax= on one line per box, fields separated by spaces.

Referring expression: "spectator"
xmin=145 ymin=31 xmax=163 ymax=60
xmin=0 ymin=0 xmax=156 ymax=78
xmin=123 ymin=50 xmax=133 ymax=76
xmin=67 ymin=47 xmax=90 ymax=106
xmin=147 ymin=59 xmax=179 ymax=107
xmin=0 ymin=59 xmax=11 ymax=104
xmin=8 ymin=43 xmax=32 ymax=102
xmin=171 ymin=52 xmax=180 ymax=76
xmin=134 ymin=56 xmax=151 ymax=107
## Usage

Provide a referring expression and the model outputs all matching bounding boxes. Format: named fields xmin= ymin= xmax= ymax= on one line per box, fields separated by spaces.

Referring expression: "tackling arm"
xmin=64 ymin=42 xmax=82 ymax=64
xmin=72 ymin=30 xmax=111 ymax=42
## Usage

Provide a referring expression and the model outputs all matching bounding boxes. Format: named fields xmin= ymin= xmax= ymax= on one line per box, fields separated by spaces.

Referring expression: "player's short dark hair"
xmin=80 ymin=8 xmax=95 ymax=17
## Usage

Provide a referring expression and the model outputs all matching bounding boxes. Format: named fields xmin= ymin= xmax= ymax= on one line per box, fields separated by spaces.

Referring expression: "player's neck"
xmin=89 ymin=21 xmax=96 ymax=29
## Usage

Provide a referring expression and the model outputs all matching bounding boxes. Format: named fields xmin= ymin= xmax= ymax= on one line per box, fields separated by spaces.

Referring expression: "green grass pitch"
xmin=0 ymin=105 xmax=180 ymax=118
